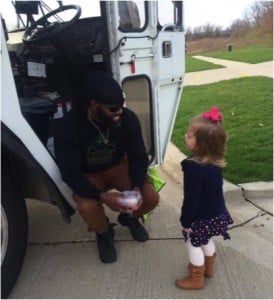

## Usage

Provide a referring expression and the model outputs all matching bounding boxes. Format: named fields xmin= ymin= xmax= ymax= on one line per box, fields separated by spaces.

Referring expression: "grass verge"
xmin=197 ymin=44 xmax=273 ymax=64
xmin=172 ymin=76 xmax=273 ymax=184
xmin=186 ymin=55 xmax=224 ymax=73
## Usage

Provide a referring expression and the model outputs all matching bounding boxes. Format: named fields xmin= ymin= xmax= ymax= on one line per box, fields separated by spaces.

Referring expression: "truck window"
xmin=122 ymin=76 xmax=153 ymax=159
xmin=1 ymin=1 xmax=101 ymax=31
xmin=118 ymin=1 xmax=146 ymax=31
xmin=158 ymin=1 xmax=183 ymax=29
xmin=158 ymin=1 xmax=173 ymax=26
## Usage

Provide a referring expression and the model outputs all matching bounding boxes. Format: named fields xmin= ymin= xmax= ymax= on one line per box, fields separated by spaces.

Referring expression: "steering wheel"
xmin=23 ymin=5 xmax=81 ymax=43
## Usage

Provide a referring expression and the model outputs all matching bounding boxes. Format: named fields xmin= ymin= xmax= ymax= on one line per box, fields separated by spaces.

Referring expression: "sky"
xmin=1 ymin=0 xmax=257 ymax=31
xmin=183 ymin=0 xmax=256 ymax=30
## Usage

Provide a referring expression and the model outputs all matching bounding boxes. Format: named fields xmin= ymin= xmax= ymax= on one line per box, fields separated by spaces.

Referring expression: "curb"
xmin=239 ymin=182 xmax=273 ymax=200
xmin=162 ymin=142 xmax=273 ymax=205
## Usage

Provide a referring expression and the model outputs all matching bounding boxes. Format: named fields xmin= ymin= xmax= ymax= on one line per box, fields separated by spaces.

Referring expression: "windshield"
xmin=0 ymin=0 xmax=101 ymax=32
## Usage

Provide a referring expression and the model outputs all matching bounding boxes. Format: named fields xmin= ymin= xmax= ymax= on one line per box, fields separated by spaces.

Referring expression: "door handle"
xmin=162 ymin=41 xmax=172 ymax=58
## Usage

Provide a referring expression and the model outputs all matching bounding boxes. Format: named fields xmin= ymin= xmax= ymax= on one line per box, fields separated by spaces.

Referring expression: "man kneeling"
xmin=54 ymin=72 xmax=159 ymax=263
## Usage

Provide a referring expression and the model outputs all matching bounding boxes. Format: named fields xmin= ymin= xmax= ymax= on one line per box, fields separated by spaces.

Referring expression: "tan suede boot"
xmin=175 ymin=263 xmax=205 ymax=289
xmin=205 ymin=253 xmax=216 ymax=278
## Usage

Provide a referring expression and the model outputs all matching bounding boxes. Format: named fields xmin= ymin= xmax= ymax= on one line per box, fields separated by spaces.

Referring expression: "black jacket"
xmin=180 ymin=159 xmax=227 ymax=228
xmin=53 ymin=105 xmax=148 ymax=201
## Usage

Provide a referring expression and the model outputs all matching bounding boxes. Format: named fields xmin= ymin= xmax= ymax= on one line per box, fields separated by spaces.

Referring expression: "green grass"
xmin=172 ymin=76 xmax=273 ymax=184
xmin=198 ymin=44 xmax=273 ymax=64
xmin=186 ymin=55 xmax=224 ymax=73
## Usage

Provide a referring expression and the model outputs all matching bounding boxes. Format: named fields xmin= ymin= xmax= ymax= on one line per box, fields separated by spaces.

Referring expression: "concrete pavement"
xmin=184 ymin=55 xmax=273 ymax=85
xmin=9 ymin=143 xmax=273 ymax=299
xmin=9 ymin=163 xmax=273 ymax=299
xmin=163 ymin=142 xmax=273 ymax=266
xmin=9 ymin=57 xmax=273 ymax=299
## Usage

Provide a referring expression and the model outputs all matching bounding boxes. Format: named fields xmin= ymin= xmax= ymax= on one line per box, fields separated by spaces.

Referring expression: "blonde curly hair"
xmin=188 ymin=114 xmax=227 ymax=168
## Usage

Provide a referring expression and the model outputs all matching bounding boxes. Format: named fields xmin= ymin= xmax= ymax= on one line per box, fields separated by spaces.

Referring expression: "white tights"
xmin=186 ymin=238 xmax=216 ymax=266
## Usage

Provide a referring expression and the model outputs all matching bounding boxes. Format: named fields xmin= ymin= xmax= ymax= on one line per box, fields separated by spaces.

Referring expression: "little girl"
xmin=175 ymin=106 xmax=233 ymax=290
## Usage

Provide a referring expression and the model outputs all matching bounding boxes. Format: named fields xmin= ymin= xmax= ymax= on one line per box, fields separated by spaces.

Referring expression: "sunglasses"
xmin=107 ymin=105 xmax=123 ymax=112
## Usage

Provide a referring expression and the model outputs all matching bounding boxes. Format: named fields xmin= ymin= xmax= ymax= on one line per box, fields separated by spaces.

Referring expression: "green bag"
xmin=142 ymin=166 xmax=166 ymax=223
xmin=147 ymin=166 xmax=166 ymax=192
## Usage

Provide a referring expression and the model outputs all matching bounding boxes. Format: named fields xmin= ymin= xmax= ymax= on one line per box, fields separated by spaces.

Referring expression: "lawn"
xmin=196 ymin=44 xmax=273 ymax=64
xmin=186 ymin=55 xmax=224 ymax=73
xmin=172 ymin=76 xmax=273 ymax=184
xmin=186 ymin=44 xmax=273 ymax=73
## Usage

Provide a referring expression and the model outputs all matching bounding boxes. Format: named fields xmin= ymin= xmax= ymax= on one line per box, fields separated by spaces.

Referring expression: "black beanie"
xmin=79 ymin=71 xmax=125 ymax=106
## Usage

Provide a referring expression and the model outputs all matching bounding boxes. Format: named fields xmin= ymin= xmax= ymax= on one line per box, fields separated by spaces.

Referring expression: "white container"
xmin=119 ymin=191 xmax=141 ymax=211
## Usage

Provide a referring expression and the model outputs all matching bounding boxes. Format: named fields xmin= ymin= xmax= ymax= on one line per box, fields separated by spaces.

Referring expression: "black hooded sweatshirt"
xmin=53 ymin=105 xmax=148 ymax=201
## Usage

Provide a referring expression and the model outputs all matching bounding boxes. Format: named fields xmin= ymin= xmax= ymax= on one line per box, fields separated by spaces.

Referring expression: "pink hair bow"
xmin=202 ymin=106 xmax=222 ymax=121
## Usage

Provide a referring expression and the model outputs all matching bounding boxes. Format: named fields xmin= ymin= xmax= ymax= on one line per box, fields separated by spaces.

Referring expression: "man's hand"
xmin=100 ymin=191 xmax=131 ymax=213
xmin=131 ymin=187 xmax=143 ymax=211
xmin=100 ymin=188 xmax=143 ymax=213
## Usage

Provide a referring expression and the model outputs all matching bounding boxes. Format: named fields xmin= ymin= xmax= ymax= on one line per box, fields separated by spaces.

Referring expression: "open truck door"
xmin=1 ymin=1 xmax=185 ymax=297
xmin=107 ymin=1 xmax=185 ymax=164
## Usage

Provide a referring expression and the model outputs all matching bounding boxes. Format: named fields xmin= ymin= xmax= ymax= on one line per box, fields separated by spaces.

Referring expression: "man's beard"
xmin=97 ymin=107 xmax=121 ymax=129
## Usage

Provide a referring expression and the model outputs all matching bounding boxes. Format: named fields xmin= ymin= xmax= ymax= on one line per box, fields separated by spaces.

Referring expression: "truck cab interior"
xmin=4 ymin=1 xmax=144 ymax=147
xmin=3 ymin=0 xmax=184 ymax=163
xmin=4 ymin=1 xmax=115 ymax=146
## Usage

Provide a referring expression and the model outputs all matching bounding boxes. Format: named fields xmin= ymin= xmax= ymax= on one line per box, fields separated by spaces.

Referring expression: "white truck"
xmin=1 ymin=1 xmax=185 ymax=297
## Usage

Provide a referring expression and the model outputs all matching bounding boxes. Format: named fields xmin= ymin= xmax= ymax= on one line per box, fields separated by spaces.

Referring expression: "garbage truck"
xmin=1 ymin=1 xmax=185 ymax=297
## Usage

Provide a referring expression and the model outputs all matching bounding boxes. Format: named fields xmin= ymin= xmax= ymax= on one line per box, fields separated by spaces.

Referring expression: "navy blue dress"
xmin=180 ymin=159 xmax=233 ymax=247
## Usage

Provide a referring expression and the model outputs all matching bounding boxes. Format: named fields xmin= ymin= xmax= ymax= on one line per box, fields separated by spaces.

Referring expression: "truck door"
xmin=156 ymin=1 xmax=185 ymax=162
xmin=105 ymin=1 xmax=185 ymax=165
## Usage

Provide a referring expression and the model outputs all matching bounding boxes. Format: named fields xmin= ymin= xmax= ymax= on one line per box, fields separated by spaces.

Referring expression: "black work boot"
xmin=96 ymin=224 xmax=117 ymax=263
xmin=118 ymin=213 xmax=149 ymax=242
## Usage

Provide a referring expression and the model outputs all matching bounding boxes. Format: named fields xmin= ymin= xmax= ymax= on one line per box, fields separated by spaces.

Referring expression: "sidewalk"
xmin=184 ymin=56 xmax=273 ymax=86
xmin=9 ymin=57 xmax=273 ymax=299
xmin=161 ymin=57 xmax=273 ymax=297
xmin=10 ymin=140 xmax=273 ymax=299
xmin=10 ymin=160 xmax=273 ymax=299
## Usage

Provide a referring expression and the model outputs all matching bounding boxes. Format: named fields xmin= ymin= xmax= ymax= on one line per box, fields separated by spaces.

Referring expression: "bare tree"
xmin=245 ymin=1 xmax=273 ymax=29
xmin=186 ymin=1 xmax=273 ymax=42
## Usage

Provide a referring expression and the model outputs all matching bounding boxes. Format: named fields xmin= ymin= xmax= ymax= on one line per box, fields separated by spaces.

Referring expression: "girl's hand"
xmin=182 ymin=227 xmax=193 ymax=234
